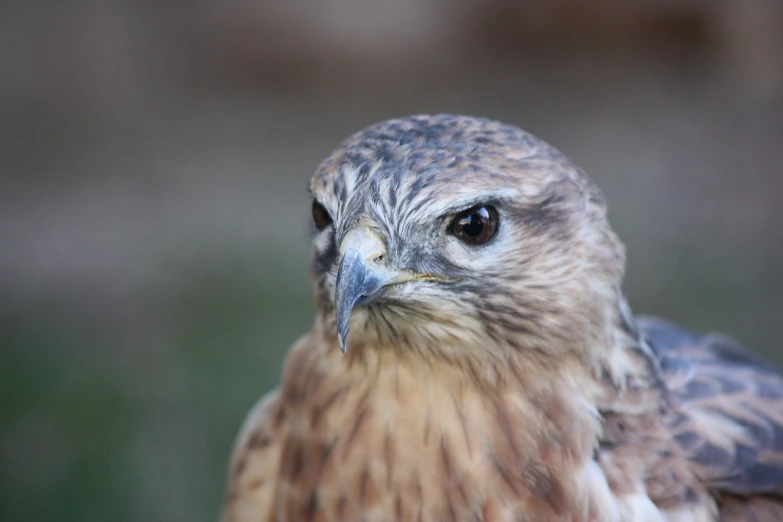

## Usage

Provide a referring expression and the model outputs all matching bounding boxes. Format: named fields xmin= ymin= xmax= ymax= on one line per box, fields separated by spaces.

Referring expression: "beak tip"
xmin=336 ymin=310 xmax=350 ymax=353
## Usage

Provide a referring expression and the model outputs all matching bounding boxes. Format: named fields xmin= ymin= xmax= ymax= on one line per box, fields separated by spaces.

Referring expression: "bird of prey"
xmin=219 ymin=115 xmax=783 ymax=521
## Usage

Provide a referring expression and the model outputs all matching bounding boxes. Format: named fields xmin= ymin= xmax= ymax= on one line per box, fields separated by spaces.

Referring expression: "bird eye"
xmin=450 ymin=205 xmax=499 ymax=245
xmin=312 ymin=200 xmax=333 ymax=231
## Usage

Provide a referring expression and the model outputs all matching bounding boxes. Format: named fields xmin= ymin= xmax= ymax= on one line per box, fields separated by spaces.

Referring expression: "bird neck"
xmin=326 ymin=290 xmax=649 ymax=369
xmin=584 ymin=295 xmax=666 ymax=415
xmin=307 ymin=293 xmax=663 ymax=414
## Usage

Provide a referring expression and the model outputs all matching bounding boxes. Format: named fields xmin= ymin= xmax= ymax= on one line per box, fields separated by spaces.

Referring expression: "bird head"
xmin=308 ymin=115 xmax=626 ymax=367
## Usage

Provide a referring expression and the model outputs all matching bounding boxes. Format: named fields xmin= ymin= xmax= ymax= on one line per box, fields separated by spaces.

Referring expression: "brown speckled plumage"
xmin=219 ymin=115 xmax=783 ymax=522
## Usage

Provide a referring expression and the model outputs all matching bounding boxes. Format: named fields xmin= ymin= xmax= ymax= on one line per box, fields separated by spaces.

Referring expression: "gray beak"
xmin=334 ymin=249 xmax=394 ymax=353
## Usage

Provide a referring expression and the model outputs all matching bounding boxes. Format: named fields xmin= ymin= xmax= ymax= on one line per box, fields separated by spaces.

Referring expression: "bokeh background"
xmin=2 ymin=1 xmax=782 ymax=521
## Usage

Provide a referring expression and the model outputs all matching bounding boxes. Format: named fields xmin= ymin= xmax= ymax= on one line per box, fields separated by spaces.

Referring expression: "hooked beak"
xmin=334 ymin=226 xmax=414 ymax=353
xmin=335 ymin=250 xmax=394 ymax=353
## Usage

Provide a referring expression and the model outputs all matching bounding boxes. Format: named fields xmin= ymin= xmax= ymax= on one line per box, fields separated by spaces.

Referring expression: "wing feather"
xmin=718 ymin=495 xmax=783 ymax=522
xmin=637 ymin=316 xmax=783 ymax=496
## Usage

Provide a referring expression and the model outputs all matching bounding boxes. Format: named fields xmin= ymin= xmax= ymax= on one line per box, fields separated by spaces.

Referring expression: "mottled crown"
xmin=312 ymin=114 xmax=605 ymax=213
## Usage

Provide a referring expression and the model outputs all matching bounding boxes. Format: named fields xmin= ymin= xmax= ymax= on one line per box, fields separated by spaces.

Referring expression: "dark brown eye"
xmin=450 ymin=205 xmax=499 ymax=245
xmin=312 ymin=200 xmax=333 ymax=231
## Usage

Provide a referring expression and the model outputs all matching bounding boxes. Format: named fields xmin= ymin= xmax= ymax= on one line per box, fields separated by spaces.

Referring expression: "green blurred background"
xmin=1 ymin=1 xmax=782 ymax=521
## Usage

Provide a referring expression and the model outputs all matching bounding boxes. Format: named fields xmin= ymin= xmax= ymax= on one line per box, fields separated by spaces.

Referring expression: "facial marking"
xmin=308 ymin=114 xmax=624 ymax=359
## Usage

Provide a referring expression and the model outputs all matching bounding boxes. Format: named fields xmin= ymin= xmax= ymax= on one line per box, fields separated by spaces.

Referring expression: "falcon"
xmin=219 ymin=115 xmax=783 ymax=521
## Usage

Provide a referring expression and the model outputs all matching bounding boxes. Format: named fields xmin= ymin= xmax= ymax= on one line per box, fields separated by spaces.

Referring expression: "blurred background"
xmin=1 ymin=1 xmax=782 ymax=521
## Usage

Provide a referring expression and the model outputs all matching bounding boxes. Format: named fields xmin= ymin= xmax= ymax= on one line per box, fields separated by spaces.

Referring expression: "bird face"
xmin=308 ymin=115 xmax=625 ymax=361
